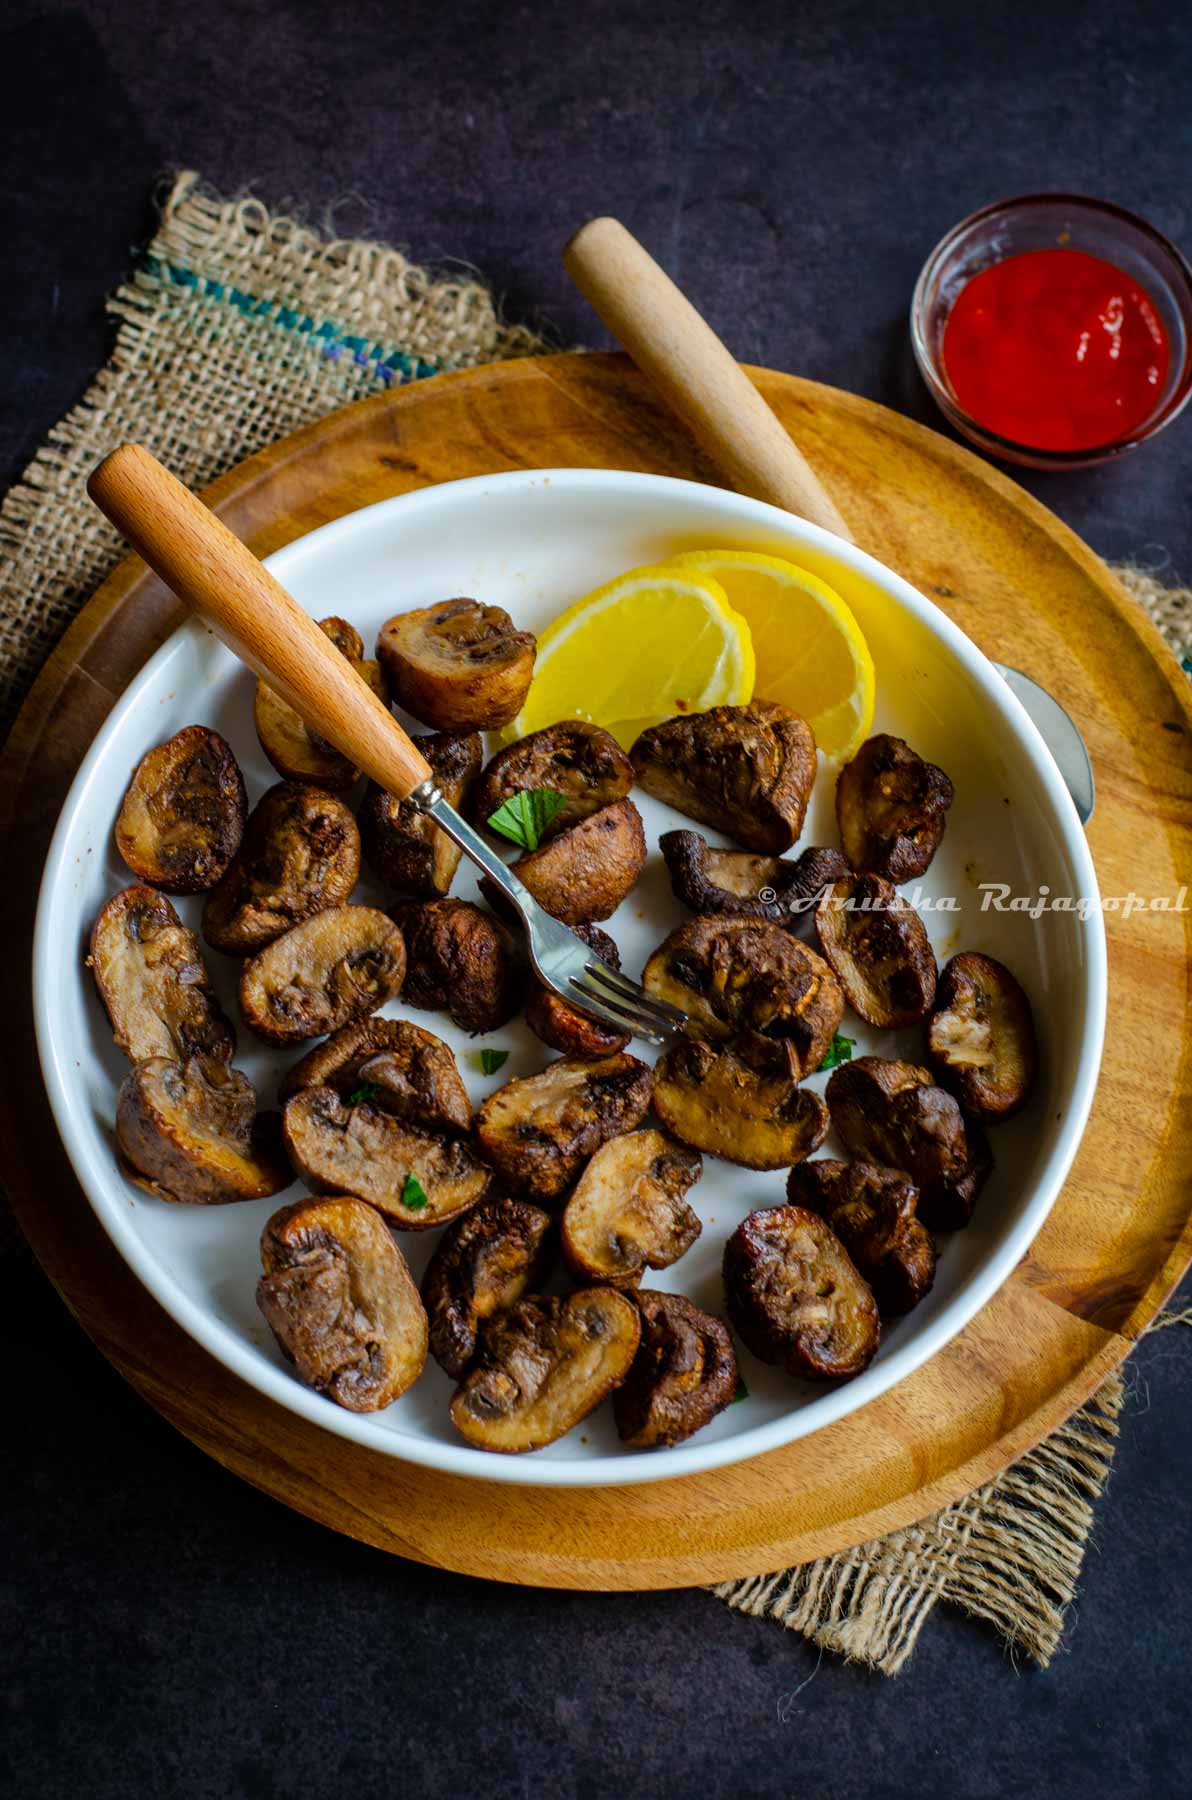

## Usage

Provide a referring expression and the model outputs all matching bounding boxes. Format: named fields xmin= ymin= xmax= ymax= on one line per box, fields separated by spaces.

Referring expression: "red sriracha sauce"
xmin=941 ymin=247 xmax=1170 ymax=452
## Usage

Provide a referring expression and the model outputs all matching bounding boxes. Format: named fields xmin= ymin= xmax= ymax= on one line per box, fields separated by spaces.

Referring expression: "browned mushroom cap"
xmin=89 ymin=885 xmax=235 ymax=1064
xmin=202 ymin=781 xmax=361 ymax=955
xmin=282 ymin=1086 xmax=490 ymax=1228
xmin=643 ymin=917 xmax=843 ymax=1076
xmin=928 ymin=952 xmax=1038 ymax=1120
xmin=472 ymin=721 xmax=634 ymax=841
xmin=394 ymin=899 xmax=525 ymax=1034
xmin=115 ymin=726 xmax=247 ymax=894
xmin=420 ymin=1196 xmax=555 ymax=1379
xmin=826 ymin=1056 xmax=991 ymax=1231
xmin=723 ymin=1205 xmax=880 ymax=1379
xmin=836 ymin=734 xmax=953 ymax=882
xmin=660 ymin=830 xmax=850 ymax=927
xmin=474 ymin=1052 xmax=654 ymax=1202
xmin=377 ymin=597 xmax=536 ymax=731
xmin=613 ymin=1290 xmax=738 ymax=1448
xmin=815 ymin=873 xmax=937 ymax=1028
xmin=239 ymin=906 xmax=405 ymax=1046
xmin=254 ymin=617 xmax=389 ymax=789
xmin=449 ymin=1288 xmax=641 ymax=1453
xmin=630 ymin=702 xmax=816 ymax=854
xmin=359 ymin=731 xmax=482 ymax=899
xmin=116 ymin=1055 xmax=290 ymax=1205
xmin=561 ymin=1130 xmax=702 ymax=1287
xmin=525 ymin=922 xmax=630 ymax=1057
xmin=653 ymin=1037 xmax=830 ymax=1170
xmin=257 ymin=1195 xmax=428 ymax=1411
xmin=786 ymin=1159 xmax=936 ymax=1315
xmin=279 ymin=1017 xmax=471 ymax=1134
xmin=509 ymin=799 xmax=646 ymax=925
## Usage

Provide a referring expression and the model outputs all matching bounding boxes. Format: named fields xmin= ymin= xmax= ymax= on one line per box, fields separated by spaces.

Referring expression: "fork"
xmin=87 ymin=444 xmax=688 ymax=1046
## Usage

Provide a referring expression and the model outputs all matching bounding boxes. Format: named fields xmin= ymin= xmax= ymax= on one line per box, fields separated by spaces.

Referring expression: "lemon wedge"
xmin=507 ymin=563 xmax=755 ymax=749
xmin=670 ymin=550 xmax=874 ymax=760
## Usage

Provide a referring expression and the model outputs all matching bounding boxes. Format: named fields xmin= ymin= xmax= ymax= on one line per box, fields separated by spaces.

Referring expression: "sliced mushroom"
xmin=202 ymin=781 xmax=361 ymax=955
xmin=723 ymin=1205 xmax=880 ymax=1379
xmin=525 ymin=922 xmax=630 ymax=1057
xmin=377 ymin=596 xmax=536 ymax=731
xmin=630 ymin=702 xmax=816 ymax=854
xmin=89 ymin=885 xmax=235 ymax=1064
xmin=394 ymin=899 xmax=525 ymax=1034
xmin=509 ymin=799 xmax=646 ymax=925
xmin=815 ymin=872 xmax=937 ymax=1028
xmin=116 ymin=1055 xmax=290 ymax=1205
xmin=660 ymin=830 xmax=850 ymax=927
xmin=826 ymin=1056 xmax=991 ymax=1231
xmin=836 ymin=734 xmax=953 ymax=882
xmin=928 ymin=952 xmax=1038 ymax=1120
xmin=449 ymin=1288 xmax=641 ymax=1453
xmin=613 ymin=1290 xmax=738 ymax=1448
xmin=239 ymin=906 xmax=405 ymax=1046
xmin=643 ymin=917 xmax=843 ymax=1075
xmin=282 ymin=1086 xmax=490 ymax=1228
xmin=279 ymin=1017 xmax=471 ymax=1135
xmin=359 ymin=730 xmax=482 ymax=899
xmin=474 ymin=1052 xmax=654 ymax=1202
xmin=786 ymin=1159 xmax=936 ymax=1315
xmin=257 ymin=1195 xmax=428 ymax=1411
xmin=421 ymin=1197 xmax=555 ymax=1379
xmin=653 ymin=1037 xmax=830 ymax=1170
xmin=254 ymin=617 xmax=389 ymax=789
xmin=561 ymin=1130 xmax=702 ymax=1287
xmin=472 ymin=721 xmax=634 ymax=841
xmin=115 ymin=725 xmax=247 ymax=894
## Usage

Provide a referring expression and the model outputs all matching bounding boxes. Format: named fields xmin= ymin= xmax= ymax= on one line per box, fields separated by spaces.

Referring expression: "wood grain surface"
xmin=3 ymin=352 xmax=1190 ymax=1590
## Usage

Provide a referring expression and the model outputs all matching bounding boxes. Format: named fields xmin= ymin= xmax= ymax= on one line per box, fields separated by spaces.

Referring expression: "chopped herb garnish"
xmin=471 ymin=1047 xmax=510 ymax=1076
xmin=818 ymin=1033 xmax=856 ymax=1073
xmin=400 ymin=1172 xmax=429 ymax=1211
xmin=347 ymin=1081 xmax=381 ymax=1106
xmin=731 ymin=1374 xmax=750 ymax=1404
xmin=486 ymin=786 xmax=568 ymax=852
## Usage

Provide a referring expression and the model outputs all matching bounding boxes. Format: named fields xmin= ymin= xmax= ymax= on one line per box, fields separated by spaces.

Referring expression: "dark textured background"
xmin=3 ymin=2 xmax=1190 ymax=1795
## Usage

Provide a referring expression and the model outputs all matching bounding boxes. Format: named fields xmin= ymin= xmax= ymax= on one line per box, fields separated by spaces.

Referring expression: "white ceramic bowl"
xmin=34 ymin=469 xmax=1106 ymax=1487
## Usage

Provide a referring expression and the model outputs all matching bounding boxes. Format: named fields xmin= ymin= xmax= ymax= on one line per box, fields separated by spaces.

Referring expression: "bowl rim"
xmin=32 ymin=466 xmax=1108 ymax=1488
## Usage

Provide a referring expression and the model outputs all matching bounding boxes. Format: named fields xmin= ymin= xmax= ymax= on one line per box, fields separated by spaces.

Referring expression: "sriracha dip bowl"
xmin=911 ymin=193 xmax=1192 ymax=469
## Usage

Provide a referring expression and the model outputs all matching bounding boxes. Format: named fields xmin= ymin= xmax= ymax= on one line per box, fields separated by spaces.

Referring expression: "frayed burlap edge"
xmin=1114 ymin=566 xmax=1192 ymax=664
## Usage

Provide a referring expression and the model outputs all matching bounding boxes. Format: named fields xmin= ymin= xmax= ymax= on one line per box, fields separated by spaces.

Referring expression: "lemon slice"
xmin=507 ymin=564 xmax=755 ymax=749
xmin=671 ymin=550 xmax=874 ymax=760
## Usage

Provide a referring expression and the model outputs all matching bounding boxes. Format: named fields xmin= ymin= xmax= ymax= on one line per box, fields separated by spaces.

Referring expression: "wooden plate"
xmin=4 ymin=353 xmax=1190 ymax=1589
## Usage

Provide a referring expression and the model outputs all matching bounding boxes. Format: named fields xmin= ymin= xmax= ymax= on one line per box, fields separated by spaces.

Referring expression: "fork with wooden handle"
xmin=87 ymin=444 xmax=688 ymax=1045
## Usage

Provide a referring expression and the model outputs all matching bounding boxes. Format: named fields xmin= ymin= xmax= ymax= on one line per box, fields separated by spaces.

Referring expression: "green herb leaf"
xmin=400 ymin=1172 xmax=429 ymax=1212
xmin=817 ymin=1033 xmax=856 ymax=1073
xmin=731 ymin=1374 xmax=750 ymax=1404
xmin=471 ymin=1047 xmax=510 ymax=1076
xmin=486 ymin=787 xmax=568 ymax=852
xmin=347 ymin=1081 xmax=381 ymax=1106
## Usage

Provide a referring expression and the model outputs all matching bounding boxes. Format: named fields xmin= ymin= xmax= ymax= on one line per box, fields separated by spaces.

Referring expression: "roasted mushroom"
xmin=449 ymin=1288 xmax=641 ymax=1453
xmin=359 ymin=730 xmax=482 ymax=899
xmin=786 ymin=1159 xmax=936 ymax=1315
xmin=116 ymin=1055 xmax=290 ymax=1205
xmin=254 ymin=617 xmax=389 ymax=789
xmin=257 ymin=1195 xmax=428 ymax=1411
xmin=653 ymin=1037 xmax=830 ymax=1170
xmin=283 ymin=1086 xmax=490 ymax=1229
xmin=835 ymin=733 xmax=953 ymax=882
xmin=509 ymin=799 xmax=647 ymax=925
xmin=377 ymin=597 xmax=536 ymax=731
xmin=421 ymin=1196 xmax=555 ymax=1379
xmin=928 ymin=952 xmax=1038 ymax=1120
xmin=613 ymin=1290 xmax=738 ymax=1448
xmin=660 ymin=830 xmax=850 ymax=927
xmin=239 ymin=906 xmax=405 ymax=1046
xmin=561 ymin=1130 xmax=703 ymax=1287
xmin=826 ymin=1056 xmax=991 ymax=1231
xmin=202 ymin=781 xmax=360 ymax=956
xmin=471 ymin=721 xmax=634 ymax=841
xmin=89 ymin=885 xmax=235 ymax=1064
xmin=279 ymin=1017 xmax=471 ymax=1135
xmin=723 ymin=1205 xmax=880 ymax=1379
xmin=114 ymin=725 xmax=247 ymax=894
xmin=815 ymin=872 xmax=937 ymax=1028
xmin=630 ymin=702 xmax=816 ymax=854
xmin=525 ymin=921 xmax=631 ymax=1058
xmin=474 ymin=1052 xmax=654 ymax=1202
xmin=394 ymin=899 xmax=525 ymax=1034
xmin=643 ymin=917 xmax=843 ymax=1075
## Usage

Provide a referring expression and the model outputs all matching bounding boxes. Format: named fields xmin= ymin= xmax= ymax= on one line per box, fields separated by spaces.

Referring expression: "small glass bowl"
xmin=910 ymin=193 xmax=1192 ymax=469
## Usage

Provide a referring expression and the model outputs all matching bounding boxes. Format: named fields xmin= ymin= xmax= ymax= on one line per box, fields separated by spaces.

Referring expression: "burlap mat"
xmin=2 ymin=172 xmax=1187 ymax=1674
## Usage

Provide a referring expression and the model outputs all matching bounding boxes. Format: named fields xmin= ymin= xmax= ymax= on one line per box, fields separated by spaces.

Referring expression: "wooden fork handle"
xmin=564 ymin=216 xmax=854 ymax=543
xmin=88 ymin=444 xmax=433 ymax=800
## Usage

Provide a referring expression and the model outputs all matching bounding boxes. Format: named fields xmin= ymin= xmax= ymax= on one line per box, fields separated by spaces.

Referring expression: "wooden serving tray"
xmin=4 ymin=354 xmax=1190 ymax=1590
